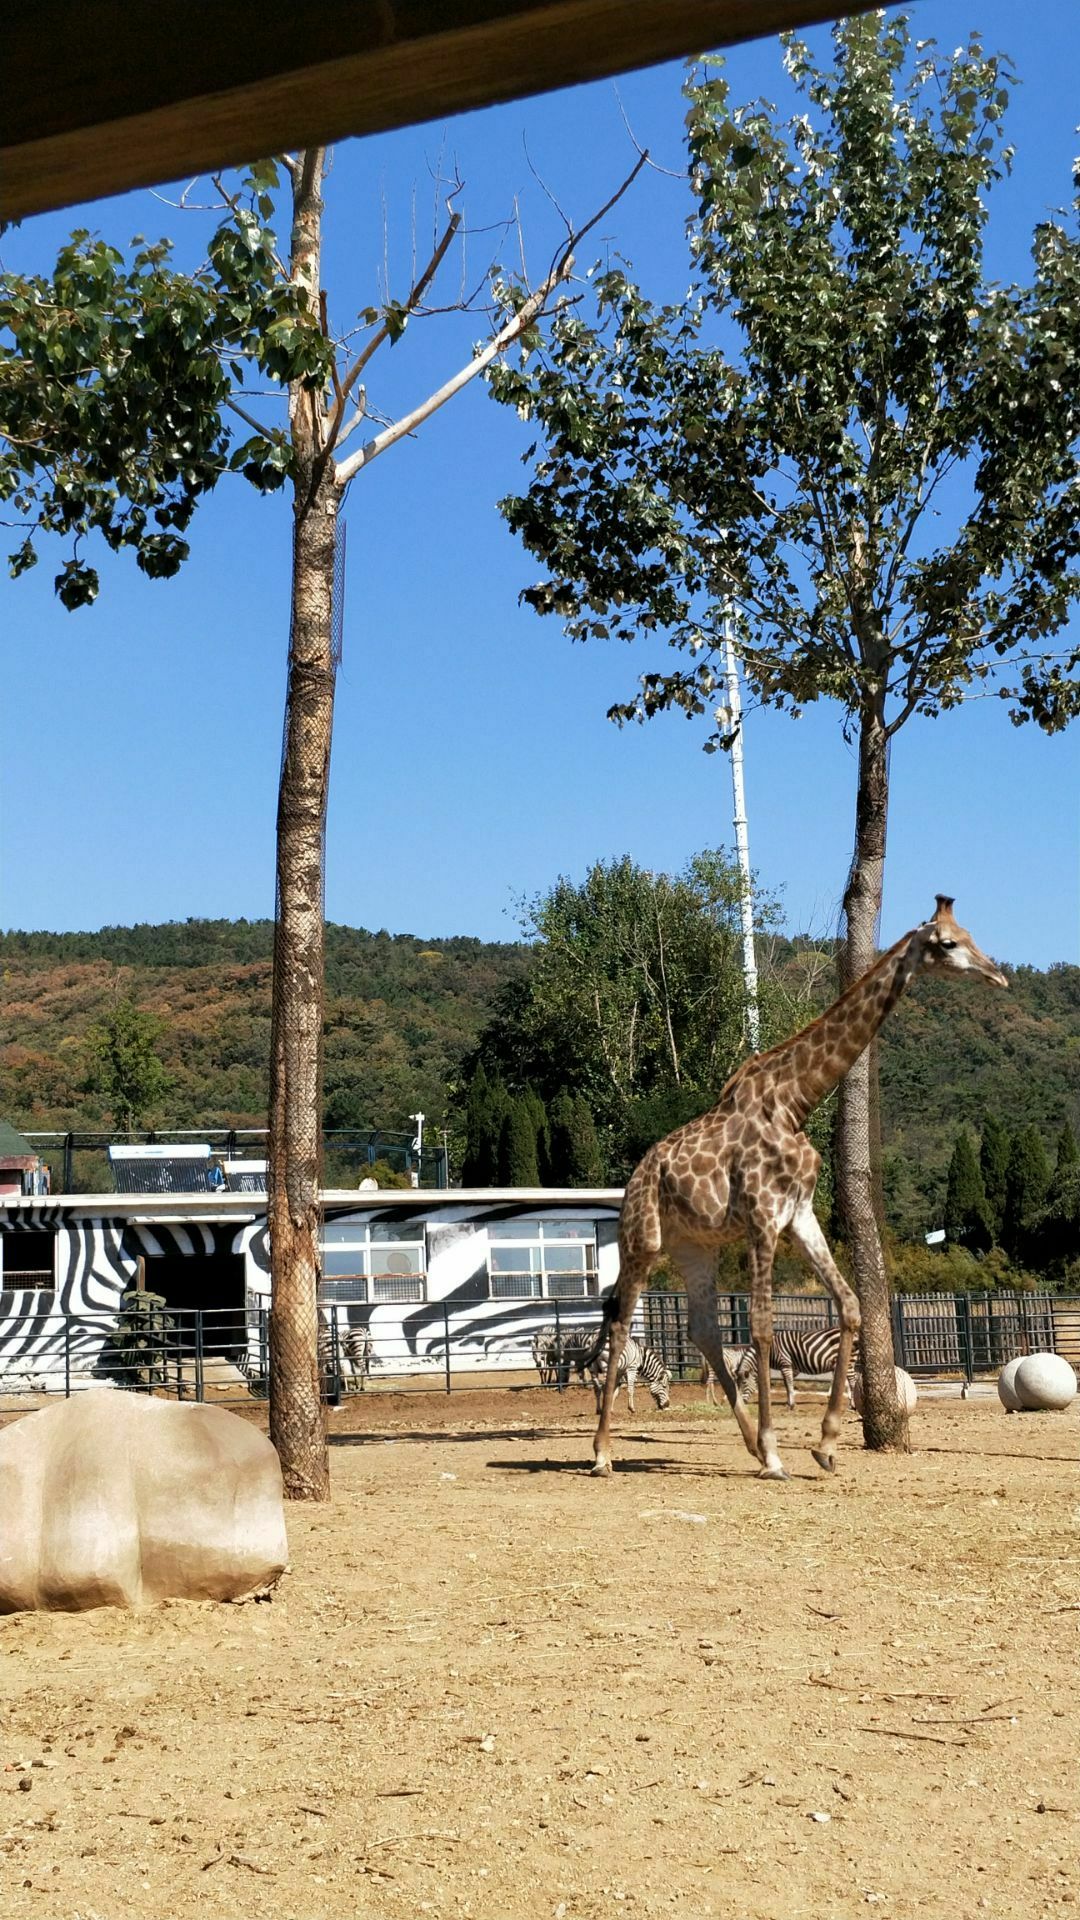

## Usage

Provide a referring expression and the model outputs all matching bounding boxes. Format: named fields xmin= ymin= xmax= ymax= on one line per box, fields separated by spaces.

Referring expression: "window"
xmin=0 ymin=1229 xmax=57 ymax=1294
xmin=319 ymin=1218 xmax=426 ymax=1304
xmin=487 ymin=1219 xmax=598 ymax=1299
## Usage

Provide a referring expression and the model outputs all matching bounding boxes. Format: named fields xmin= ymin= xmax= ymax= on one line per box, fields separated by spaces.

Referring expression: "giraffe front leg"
xmin=788 ymin=1201 xmax=859 ymax=1473
xmin=748 ymin=1233 xmax=786 ymax=1480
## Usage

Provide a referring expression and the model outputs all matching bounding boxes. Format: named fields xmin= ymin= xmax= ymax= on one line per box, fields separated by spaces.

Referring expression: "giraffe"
xmin=589 ymin=896 xmax=1007 ymax=1480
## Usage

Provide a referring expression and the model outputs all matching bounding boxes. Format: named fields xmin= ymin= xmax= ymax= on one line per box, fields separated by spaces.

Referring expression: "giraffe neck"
xmin=768 ymin=928 xmax=924 ymax=1127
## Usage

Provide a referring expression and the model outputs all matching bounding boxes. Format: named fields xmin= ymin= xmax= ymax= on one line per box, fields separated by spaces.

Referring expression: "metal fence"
xmin=1 ymin=1291 xmax=1077 ymax=1406
xmin=20 ymin=1126 xmax=449 ymax=1193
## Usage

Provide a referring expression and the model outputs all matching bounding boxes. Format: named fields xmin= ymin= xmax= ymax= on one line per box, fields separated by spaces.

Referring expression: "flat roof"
xmin=0 ymin=1187 xmax=624 ymax=1221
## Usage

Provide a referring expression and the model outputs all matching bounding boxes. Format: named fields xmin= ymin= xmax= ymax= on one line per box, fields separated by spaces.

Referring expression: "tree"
xmin=979 ymin=1111 xmax=1012 ymax=1241
xmin=522 ymin=1086 xmax=552 ymax=1182
xmin=461 ymin=1065 xmax=507 ymax=1186
xmin=1001 ymin=1125 xmax=1052 ymax=1262
xmin=1053 ymin=1120 xmax=1079 ymax=1175
xmin=549 ymin=1091 xmax=605 ymax=1186
xmin=498 ymin=1097 xmax=541 ymax=1186
xmin=943 ymin=1130 xmax=993 ymax=1254
xmin=83 ymin=999 xmax=171 ymax=1133
xmin=488 ymin=17 xmax=1080 ymax=1448
xmin=467 ymin=848 xmax=774 ymax=1175
xmin=2 ymin=153 xmax=641 ymax=1499
xmin=1031 ymin=1164 xmax=1080 ymax=1275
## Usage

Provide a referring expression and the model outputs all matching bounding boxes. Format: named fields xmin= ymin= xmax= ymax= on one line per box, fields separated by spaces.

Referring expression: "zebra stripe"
xmin=733 ymin=1326 xmax=850 ymax=1408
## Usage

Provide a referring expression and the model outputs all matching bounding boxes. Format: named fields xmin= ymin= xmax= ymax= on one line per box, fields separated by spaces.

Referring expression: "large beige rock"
xmin=0 ymin=1391 xmax=288 ymax=1613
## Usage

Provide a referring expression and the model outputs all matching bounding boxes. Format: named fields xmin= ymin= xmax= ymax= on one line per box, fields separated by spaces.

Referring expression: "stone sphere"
xmin=998 ymin=1357 xmax=1027 ymax=1411
xmin=851 ymin=1366 xmax=917 ymax=1415
xmin=1013 ymin=1353 xmax=1077 ymax=1412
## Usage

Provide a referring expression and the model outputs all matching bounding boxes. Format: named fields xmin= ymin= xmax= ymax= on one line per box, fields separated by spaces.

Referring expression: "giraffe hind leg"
xmin=590 ymin=1250 xmax=650 ymax=1477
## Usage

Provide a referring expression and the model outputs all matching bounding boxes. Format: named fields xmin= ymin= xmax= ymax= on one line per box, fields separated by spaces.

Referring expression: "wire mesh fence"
xmin=1 ymin=1290 xmax=1077 ymax=1407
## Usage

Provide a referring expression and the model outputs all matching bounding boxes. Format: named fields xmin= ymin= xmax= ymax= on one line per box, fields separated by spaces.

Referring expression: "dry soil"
xmin=1 ymin=1387 xmax=1078 ymax=1920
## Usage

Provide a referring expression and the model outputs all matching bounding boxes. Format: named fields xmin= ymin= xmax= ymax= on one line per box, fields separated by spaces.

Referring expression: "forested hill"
xmin=0 ymin=919 xmax=530 ymax=1139
xmin=1 ymin=919 xmax=1077 ymax=1234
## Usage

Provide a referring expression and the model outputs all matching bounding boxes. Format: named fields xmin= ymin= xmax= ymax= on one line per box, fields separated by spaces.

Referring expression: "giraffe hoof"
xmin=590 ymin=1459 xmax=613 ymax=1478
xmin=811 ymin=1450 xmax=836 ymax=1474
xmin=758 ymin=1465 xmax=788 ymax=1481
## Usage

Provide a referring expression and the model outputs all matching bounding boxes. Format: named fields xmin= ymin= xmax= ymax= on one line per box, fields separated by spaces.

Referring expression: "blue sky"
xmin=1 ymin=1 xmax=1077 ymax=968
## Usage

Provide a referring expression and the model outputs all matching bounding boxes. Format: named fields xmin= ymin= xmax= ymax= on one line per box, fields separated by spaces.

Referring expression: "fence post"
xmin=327 ymin=1307 xmax=342 ymax=1408
xmin=957 ymin=1293 xmax=974 ymax=1387
xmin=891 ymin=1296 xmax=905 ymax=1369
xmin=64 ymin=1313 xmax=71 ymax=1399
xmin=554 ymin=1296 xmax=563 ymax=1393
xmin=734 ymin=1293 xmax=751 ymax=1348
xmin=194 ymin=1310 xmax=204 ymax=1404
xmin=443 ymin=1302 xmax=452 ymax=1396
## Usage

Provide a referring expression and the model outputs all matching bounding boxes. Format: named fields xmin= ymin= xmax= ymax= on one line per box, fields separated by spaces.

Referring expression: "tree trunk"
xmin=267 ymin=150 xmax=334 ymax=1501
xmin=836 ymin=705 xmax=909 ymax=1452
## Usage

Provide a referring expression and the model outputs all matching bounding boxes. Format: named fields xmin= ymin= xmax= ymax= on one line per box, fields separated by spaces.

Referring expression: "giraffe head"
xmin=918 ymin=896 xmax=1008 ymax=989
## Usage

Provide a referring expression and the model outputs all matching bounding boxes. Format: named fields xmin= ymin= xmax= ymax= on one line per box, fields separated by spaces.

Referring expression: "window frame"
xmin=486 ymin=1219 xmax=599 ymax=1301
xmin=318 ymin=1218 xmax=427 ymax=1305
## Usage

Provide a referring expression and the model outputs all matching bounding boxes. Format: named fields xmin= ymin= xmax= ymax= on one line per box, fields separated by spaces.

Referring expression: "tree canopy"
xmin=489 ymin=16 xmax=1080 ymax=743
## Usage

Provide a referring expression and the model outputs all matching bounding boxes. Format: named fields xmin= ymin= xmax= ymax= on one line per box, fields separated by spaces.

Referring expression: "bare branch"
xmin=333 ymin=153 xmax=648 ymax=491
xmin=225 ymin=396 xmax=278 ymax=439
xmin=324 ymin=195 xmax=464 ymax=460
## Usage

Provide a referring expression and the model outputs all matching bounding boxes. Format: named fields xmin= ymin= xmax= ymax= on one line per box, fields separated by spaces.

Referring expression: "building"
xmin=0 ymin=1184 xmax=622 ymax=1391
xmin=0 ymin=1121 xmax=50 ymax=1200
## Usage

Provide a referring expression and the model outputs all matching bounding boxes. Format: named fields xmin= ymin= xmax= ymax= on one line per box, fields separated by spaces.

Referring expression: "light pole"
xmin=717 ymin=608 xmax=761 ymax=1052
xmin=409 ymin=1111 xmax=425 ymax=1188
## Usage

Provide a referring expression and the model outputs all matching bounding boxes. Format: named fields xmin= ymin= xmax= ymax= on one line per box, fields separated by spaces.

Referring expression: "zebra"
xmin=586 ymin=1335 xmax=671 ymax=1415
xmin=236 ymin=1320 xmax=373 ymax=1395
xmin=732 ymin=1326 xmax=854 ymax=1409
xmin=700 ymin=1349 xmax=748 ymax=1407
xmin=336 ymin=1324 xmax=373 ymax=1391
xmin=531 ymin=1323 xmax=595 ymax=1388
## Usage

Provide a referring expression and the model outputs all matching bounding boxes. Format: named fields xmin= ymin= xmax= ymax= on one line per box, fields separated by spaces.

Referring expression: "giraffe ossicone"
xmin=589 ymin=896 xmax=1007 ymax=1480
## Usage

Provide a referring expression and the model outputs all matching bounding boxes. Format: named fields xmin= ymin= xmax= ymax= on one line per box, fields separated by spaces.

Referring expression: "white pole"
xmin=719 ymin=610 xmax=761 ymax=1051
xmin=409 ymin=1112 xmax=425 ymax=1188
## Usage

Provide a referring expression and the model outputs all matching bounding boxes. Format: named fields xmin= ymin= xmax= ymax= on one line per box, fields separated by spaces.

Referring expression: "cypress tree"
xmin=547 ymin=1091 xmax=577 ymax=1185
xmin=1001 ymin=1126 xmax=1052 ymax=1262
xmin=943 ymin=1131 xmax=993 ymax=1254
xmin=462 ymin=1067 xmax=507 ymax=1187
xmin=567 ymin=1096 xmax=605 ymax=1186
xmin=979 ymin=1113 xmax=1011 ymax=1240
xmin=548 ymin=1090 xmax=605 ymax=1185
xmin=522 ymin=1087 xmax=551 ymax=1184
xmin=499 ymin=1098 xmax=540 ymax=1186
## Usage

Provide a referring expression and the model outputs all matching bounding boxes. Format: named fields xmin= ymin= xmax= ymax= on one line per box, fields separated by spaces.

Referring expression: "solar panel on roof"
xmin=222 ymin=1159 xmax=267 ymax=1194
xmin=107 ymin=1144 xmax=217 ymax=1194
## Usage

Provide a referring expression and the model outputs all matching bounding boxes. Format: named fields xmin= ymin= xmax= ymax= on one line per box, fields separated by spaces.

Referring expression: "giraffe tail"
xmin=581 ymin=1290 xmax=620 ymax=1375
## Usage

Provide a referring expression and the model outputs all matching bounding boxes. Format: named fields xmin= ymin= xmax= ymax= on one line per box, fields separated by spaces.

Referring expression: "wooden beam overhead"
xmin=2 ymin=0 xmax=877 ymax=223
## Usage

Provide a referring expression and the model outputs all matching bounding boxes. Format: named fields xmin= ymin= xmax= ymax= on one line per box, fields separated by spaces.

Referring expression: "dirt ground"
xmin=2 ymin=1387 xmax=1078 ymax=1920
